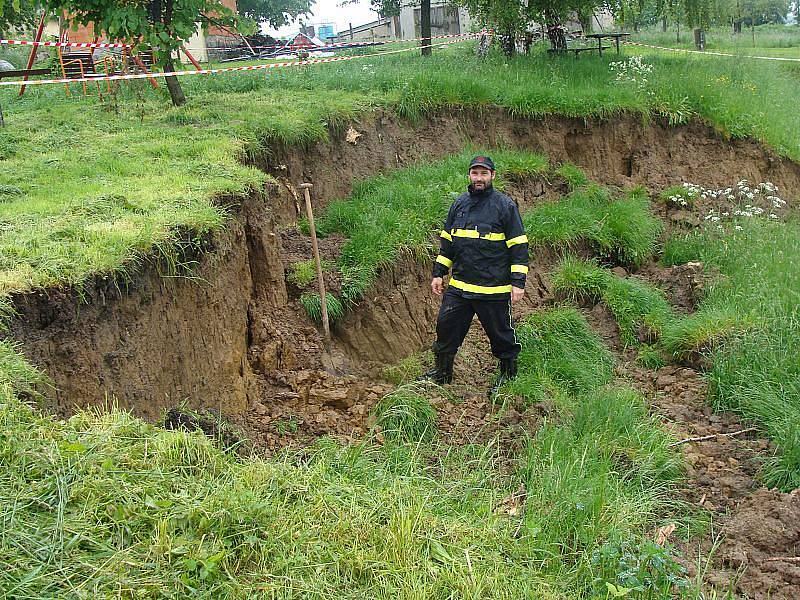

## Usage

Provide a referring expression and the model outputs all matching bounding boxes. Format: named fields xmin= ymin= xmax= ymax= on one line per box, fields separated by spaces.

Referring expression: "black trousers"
xmin=432 ymin=289 xmax=521 ymax=360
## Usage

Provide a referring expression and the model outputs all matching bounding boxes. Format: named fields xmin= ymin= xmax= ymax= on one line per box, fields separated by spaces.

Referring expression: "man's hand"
xmin=431 ymin=277 xmax=444 ymax=296
xmin=511 ymin=286 xmax=525 ymax=304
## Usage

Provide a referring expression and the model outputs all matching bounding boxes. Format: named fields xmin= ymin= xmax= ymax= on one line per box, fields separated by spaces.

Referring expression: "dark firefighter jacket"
xmin=432 ymin=184 xmax=529 ymax=299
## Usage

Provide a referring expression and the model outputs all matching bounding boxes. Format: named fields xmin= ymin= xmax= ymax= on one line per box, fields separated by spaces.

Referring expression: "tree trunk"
xmin=693 ymin=27 xmax=705 ymax=51
xmin=500 ymin=27 xmax=516 ymax=56
xmin=733 ymin=20 xmax=742 ymax=33
xmin=0 ymin=102 xmax=5 ymax=128
xmin=662 ymin=16 xmax=667 ymax=32
xmin=164 ymin=57 xmax=186 ymax=106
xmin=420 ymin=0 xmax=431 ymax=56
xmin=545 ymin=10 xmax=566 ymax=51
xmin=162 ymin=0 xmax=186 ymax=105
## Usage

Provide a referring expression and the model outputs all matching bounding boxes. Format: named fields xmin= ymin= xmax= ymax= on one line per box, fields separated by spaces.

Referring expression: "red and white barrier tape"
xmin=0 ymin=35 xmax=481 ymax=87
xmin=184 ymin=31 xmax=482 ymax=54
xmin=624 ymin=41 xmax=800 ymax=63
xmin=0 ymin=38 xmax=132 ymax=49
xmin=0 ymin=30 xmax=488 ymax=52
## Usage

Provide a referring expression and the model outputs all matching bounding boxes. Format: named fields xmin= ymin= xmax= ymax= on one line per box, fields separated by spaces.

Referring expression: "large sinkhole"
xmin=6 ymin=111 xmax=799 ymax=447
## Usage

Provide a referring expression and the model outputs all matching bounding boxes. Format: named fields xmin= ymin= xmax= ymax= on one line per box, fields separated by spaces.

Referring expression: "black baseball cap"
xmin=468 ymin=155 xmax=495 ymax=171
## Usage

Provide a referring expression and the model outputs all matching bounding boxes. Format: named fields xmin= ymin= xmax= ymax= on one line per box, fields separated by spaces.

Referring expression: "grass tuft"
xmin=554 ymin=162 xmax=589 ymax=190
xmin=287 ymin=258 xmax=334 ymax=288
xmin=510 ymin=306 xmax=614 ymax=399
xmin=524 ymin=186 xmax=662 ymax=266
xmin=372 ymin=384 xmax=437 ymax=444
xmin=382 ymin=353 xmax=425 ymax=385
xmin=299 ymin=291 xmax=345 ymax=324
xmin=551 ymin=257 xmax=673 ymax=345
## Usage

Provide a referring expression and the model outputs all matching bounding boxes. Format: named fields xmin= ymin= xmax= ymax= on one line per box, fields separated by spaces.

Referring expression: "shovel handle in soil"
xmin=300 ymin=183 xmax=331 ymax=343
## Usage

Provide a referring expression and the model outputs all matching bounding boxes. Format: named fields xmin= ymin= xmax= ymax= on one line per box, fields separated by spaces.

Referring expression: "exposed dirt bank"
xmin=4 ymin=109 xmax=799 ymax=421
xmin=3 ymin=109 xmax=800 ymax=599
xmin=586 ymin=265 xmax=799 ymax=600
xmin=260 ymin=110 xmax=800 ymax=221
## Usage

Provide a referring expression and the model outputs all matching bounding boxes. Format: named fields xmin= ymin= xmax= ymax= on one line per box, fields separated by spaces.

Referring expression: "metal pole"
xmin=0 ymin=102 xmax=4 ymax=127
xmin=19 ymin=11 xmax=46 ymax=97
xmin=299 ymin=183 xmax=331 ymax=343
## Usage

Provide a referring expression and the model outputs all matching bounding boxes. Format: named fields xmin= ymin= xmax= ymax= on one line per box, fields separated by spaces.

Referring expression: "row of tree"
xmin=1 ymin=0 xmax=794 ymax=104
xmin=458 ymin=0 xmax=791 ymax=53
xmin=615 ymin=0 xmax=791 ymax=33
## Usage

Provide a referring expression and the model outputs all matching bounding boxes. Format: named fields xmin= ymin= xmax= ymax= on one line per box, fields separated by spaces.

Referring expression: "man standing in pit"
xmin=421 ymin=155 xmax=529 ymax=392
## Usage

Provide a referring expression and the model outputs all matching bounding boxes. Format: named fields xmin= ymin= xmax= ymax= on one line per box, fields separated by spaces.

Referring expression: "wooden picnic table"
xmin=584 ymin=32 xmax=631 ymax=55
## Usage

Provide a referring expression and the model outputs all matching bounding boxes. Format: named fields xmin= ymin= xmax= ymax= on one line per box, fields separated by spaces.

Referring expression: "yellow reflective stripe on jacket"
xmin=449 ymin=278 xmax=512 ymax=294
xmin=451 ymin=229 xmax=506 ymax=241
xmin=511 ymin=264 xmax=529 ymax=274
xmin=506 ymin=234 xmax=529 ymax=248
xmin=440 ymin=230 xmax=452 ymax=242
xmin=436 ymin=255 xmax=453 ymax=268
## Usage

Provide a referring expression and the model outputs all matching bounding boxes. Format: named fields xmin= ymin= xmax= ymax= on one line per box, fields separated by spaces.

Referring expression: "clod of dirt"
xmin=634 ymin=262 xmax=708 ymax=313
xmin=709 ymin=489 xmax=800 ymax=600
xmin=164 ymin=407 xmax=241 ymax=450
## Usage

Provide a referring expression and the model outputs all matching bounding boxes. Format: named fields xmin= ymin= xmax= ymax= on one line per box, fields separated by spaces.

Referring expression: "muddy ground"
xmin=5 ymin=111 xmax=800 ymax=597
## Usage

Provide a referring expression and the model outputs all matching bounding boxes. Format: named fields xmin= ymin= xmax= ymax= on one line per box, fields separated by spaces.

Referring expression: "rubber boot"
xmin=418 ymin=352 xmax=455 ymax=384
xmin=489 ymin=357 xmax=518 ymax=397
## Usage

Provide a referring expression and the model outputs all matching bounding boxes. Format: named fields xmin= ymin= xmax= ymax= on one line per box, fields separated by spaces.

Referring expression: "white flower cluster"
xmin=361 ymin=63 xmax=376 ymax=75
xmin=687 ymin=179 xmax=787 ymax=233
xmin=608 ymin=56 xmax=653 ymax=88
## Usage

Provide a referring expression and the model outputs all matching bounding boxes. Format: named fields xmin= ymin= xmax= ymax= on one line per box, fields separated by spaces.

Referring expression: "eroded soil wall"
xmin=7 ymin=110 xmax=800 ymax=418
xmin=5 ymin=195 xmax=284 ymax=419
xmin=261 ymin=110 xmax=800 ymax=220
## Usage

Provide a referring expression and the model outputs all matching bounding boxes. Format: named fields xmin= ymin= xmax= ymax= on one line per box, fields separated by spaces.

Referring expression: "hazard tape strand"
xmin=624 ymin=40 xmax=800 ymax=63
xmin=0 ymin=30 xmax=486 ymax=51
xmin=0 ymin=38 xmax=132 ymax=49
xmin=0 ymin=35 xmax=482 ymax=87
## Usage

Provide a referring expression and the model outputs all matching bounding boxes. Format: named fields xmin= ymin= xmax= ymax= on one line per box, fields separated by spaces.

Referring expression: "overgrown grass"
xmin=508 ymin=308 xmax=685 ymax=596
xmin=554 ymin=162 xmax=589 ymax=190
xmin=551 ymin=256 xmax=673 ymax=345
xmin=524 ymin=185 xmax=663 ymax=266
xmin=633 ymin=23 xmax=800 ymax=52
xmin=0 ymin=83 xmax=373 ymax=297
xmin=316 ymin=148 xmax=548 ymax=304
xmin=0 ymin=305 xmax=688 ymax=598
xmin=286 ymin=258 xmax=334 ymax=288
xmin=507 ymin=306 xmax=614 ymax=402
xmin=551 ymin=256 xmax=750 ymax=356
xmin=663 ymin=219 xmax=800 ymax=490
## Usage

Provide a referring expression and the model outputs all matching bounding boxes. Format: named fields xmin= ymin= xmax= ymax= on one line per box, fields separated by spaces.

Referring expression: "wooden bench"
xmin=549 ymin=44 xmax=611 ymax=58
xmin=0 ymin=67 xmax=52 ymax=80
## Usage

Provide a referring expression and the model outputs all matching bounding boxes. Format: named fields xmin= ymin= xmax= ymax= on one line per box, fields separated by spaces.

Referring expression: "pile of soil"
xmin=594 ymin=260 xmax=797 ymax=599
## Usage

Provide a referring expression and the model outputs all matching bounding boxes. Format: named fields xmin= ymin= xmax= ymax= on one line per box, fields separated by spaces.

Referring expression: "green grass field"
xmin=632 ymin=23 xmax=800 ymax=52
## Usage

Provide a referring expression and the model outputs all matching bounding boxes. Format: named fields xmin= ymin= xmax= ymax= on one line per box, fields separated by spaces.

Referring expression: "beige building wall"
xmin=331 ymin=18 xmax=397 ymax=44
